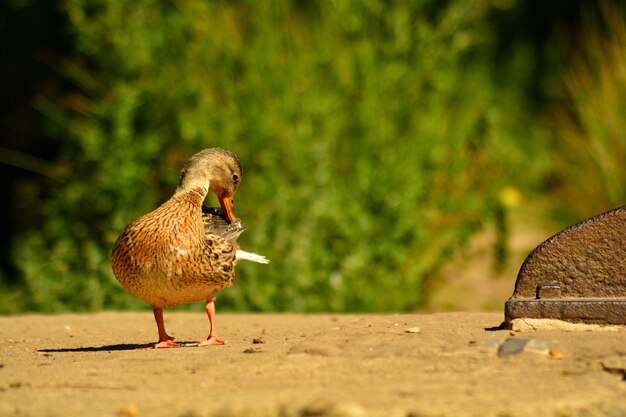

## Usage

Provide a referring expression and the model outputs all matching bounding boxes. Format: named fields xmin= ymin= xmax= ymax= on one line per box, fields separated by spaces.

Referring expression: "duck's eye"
xmin=233 ymin=173 xmax=239 ymax=182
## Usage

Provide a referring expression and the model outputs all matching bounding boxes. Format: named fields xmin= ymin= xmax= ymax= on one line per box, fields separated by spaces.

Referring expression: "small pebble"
xmin=300 ymin=400 xmax=368 ymax=417
xmin=404 ymin=327 xmax=421 ymax=334
xmin=475 ymin=337 xmax=554 ymax=358
xmin=601 ymin=356 xmax=626 ymax=377
xmin=498 ymin=338 xmax=529 ymax=356
xmin=549 ymin=350 xmax=566 ymax=360
xmin=117 ymin=405 xmax=138 ymax=417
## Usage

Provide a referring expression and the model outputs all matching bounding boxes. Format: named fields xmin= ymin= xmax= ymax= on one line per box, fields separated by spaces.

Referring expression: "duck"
xmin=111 ymin=147 xmax=268 ymax=348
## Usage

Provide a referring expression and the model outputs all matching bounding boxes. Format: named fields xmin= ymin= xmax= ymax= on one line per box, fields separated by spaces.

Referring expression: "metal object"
xmin=504 ymin=206 xmax=626 ymax=327
xmin=536 ymin=283 xmax=562 ymax=299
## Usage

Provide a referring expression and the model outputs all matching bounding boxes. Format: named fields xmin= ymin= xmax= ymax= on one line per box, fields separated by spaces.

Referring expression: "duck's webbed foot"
xmin=154 ymin=339 xmax=180 ymax=348
xmin=199 ymin=336 xmax=225 ymax=346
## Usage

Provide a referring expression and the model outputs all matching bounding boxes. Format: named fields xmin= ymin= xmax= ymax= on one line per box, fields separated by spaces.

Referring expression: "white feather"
xmin=236 ymin=250 xmax=270 ymax=264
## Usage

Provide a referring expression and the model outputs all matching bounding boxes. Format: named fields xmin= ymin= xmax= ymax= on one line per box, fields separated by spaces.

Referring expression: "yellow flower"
xmin=499 ymin=186 xmax=522 ymax=208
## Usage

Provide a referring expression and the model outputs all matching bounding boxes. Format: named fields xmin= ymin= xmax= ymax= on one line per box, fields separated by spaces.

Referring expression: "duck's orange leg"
xmin=199 ymin=299 xmax=225 ymax=346
xmin=152 ymin=307 xmax=179 ymax=348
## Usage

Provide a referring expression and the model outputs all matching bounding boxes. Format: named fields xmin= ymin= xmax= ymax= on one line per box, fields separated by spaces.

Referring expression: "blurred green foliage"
xmin=547 ymin=2 xmax=626 ymax=224
xmin=4 ymin=0 xmax=553 ymax=313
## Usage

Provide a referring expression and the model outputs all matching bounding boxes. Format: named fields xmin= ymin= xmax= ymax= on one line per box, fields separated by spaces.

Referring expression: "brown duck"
xmin=111 ymin=148 xmax=268 ymax=348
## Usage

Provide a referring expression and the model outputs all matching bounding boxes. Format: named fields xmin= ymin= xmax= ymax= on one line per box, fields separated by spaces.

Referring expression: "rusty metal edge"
xmin=504 ymin=299 xmax=626 ymax=327
xmin=511 ymin=205 xmax=626 ymax=299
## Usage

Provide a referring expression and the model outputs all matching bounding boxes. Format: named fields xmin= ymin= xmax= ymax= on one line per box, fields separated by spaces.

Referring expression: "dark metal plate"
xmin=504 ymin=206 xmax=626 ymax=327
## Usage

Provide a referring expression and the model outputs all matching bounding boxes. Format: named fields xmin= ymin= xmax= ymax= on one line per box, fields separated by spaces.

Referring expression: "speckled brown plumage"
xmin=112 ymin=189 xmax=238 ymax=308
xmin=110 ymin=147 xmax=258 ymax=348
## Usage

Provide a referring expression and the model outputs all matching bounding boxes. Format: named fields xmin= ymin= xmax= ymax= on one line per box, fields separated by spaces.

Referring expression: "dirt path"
xmin=1 ymin=312 xmax=625 ymax=417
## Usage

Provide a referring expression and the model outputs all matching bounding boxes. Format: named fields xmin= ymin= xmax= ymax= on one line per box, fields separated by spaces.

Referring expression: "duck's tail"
xmin=236 ymin=250 xmax=270 ymax=264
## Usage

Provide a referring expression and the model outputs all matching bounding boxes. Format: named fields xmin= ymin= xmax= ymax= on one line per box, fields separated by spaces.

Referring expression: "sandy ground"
xmin=1 ymin=311 xmax=625 ymax=417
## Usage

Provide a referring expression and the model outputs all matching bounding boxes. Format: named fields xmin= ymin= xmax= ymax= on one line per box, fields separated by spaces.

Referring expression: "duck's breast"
xmin=112 ymin=197 xmax=235 ymax=307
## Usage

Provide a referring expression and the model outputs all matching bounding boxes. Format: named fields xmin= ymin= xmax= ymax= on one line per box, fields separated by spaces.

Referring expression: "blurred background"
xmin=1 ymin=0 xmax=625 ymax=314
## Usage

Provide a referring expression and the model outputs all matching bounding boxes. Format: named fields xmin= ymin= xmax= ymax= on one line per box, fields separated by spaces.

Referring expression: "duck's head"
xmin=175 ymin=148 xmax=242 ymax=223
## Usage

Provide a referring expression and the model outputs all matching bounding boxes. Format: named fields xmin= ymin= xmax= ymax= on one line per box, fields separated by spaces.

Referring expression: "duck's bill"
xmin=219 ymin=194 xmax=236 ymax=223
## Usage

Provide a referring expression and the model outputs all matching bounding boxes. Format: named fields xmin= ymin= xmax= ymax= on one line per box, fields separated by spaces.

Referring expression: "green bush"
xmin=7 ymin=0 xmax=546 ymax=313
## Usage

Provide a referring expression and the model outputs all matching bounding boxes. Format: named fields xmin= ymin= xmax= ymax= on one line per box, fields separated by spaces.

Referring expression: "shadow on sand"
xmin=38 ymin=343 xmax=153 ymax=352
xmin=37 ymin=341 xmax=202 ymax=352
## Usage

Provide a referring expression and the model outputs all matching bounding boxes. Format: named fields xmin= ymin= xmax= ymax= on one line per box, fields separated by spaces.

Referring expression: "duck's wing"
xmin=201 ymin=206 xmax=246 ymax=243
xmin=202 ymin=206 xmax=270 ymax=264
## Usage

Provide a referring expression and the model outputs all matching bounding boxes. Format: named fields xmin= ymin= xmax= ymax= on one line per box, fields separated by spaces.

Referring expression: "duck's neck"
xmin=173 ymin=180 xmax=208 ymax=196
xmin=172 ymin=186 xmax=208 ymax=208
